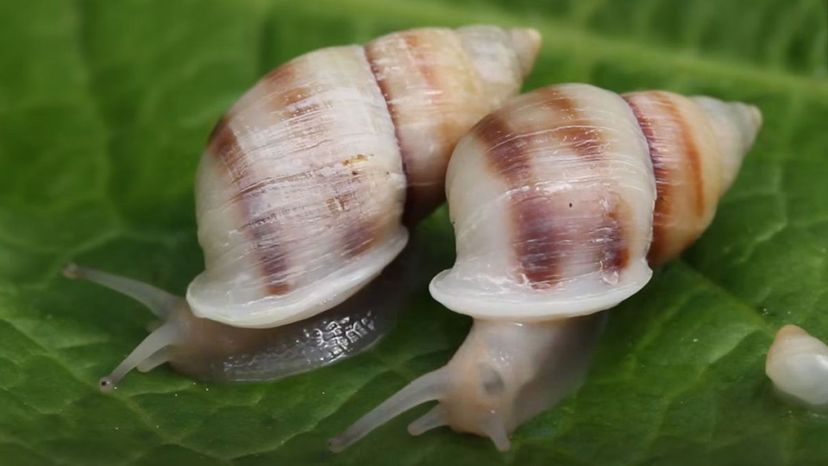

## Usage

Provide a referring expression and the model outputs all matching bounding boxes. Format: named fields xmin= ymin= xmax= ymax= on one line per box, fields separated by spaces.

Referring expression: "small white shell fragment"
xmin=766 ymin=324 xmax=828 ymax=408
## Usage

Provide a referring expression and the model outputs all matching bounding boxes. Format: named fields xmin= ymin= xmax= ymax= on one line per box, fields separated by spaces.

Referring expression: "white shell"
xmin=186 ymin=27 xmax=541 ymax=328
xmin=188 ymin=46 xmax=408 ymax=329
xmin=330 ymin=85 xmax=762 ymax=452
xmin=766 ymin=324 xmax=828 ymax=407
xmin=430 ymin=83 xmax=762 ymax=321
xmin=431 ymin=84 xmax=656 ymax=320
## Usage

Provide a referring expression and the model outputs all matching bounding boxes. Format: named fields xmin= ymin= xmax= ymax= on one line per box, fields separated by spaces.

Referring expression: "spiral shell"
xmin=430 ymin=83 xmax=761 ymax=321
xmin=330 ymin=83 xmax=761 ymax=452
xmin=187 ymin=26 xmax=541 ymax=328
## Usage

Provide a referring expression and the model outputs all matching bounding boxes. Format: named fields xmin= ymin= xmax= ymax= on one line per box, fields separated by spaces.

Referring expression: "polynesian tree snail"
xmin=766 ymin=324 xmax=828 ymax=408
xmin=330 ymin=83 xmax=762 ymax=451
xmin=64 ymin=25 xmax=542 ymax=391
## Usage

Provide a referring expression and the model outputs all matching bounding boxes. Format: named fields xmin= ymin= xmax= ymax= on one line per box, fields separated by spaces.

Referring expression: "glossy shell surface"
xmin=431 ymin=83 xmax=761 ymax=320
xmin=187 ymin=26 xmax=540 ymax=328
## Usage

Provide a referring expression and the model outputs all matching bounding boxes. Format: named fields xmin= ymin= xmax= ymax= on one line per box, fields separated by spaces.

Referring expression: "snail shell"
xmin=330 ymin=83 xmax=761 ymax=451
xmin=766 ymin=324 xmax=828 ymax=408
xmin=66 ymin=26 xmax=541 ymax=390
xmin=431 ymin=85 xmax=760 ymax=319
xmin=192 ymin=25 xmax=541 ymax=328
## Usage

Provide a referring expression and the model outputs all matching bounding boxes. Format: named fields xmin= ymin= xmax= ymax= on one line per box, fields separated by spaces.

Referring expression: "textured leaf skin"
xmin=0 ymin=0 xmax=826 ymax=465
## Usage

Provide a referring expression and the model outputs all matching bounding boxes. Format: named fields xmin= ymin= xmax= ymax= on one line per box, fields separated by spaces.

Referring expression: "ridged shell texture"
xmin=187 ymin=26 xmax=541 ymax=327
xmin=430 ymin=83 xmax=761 ymax=321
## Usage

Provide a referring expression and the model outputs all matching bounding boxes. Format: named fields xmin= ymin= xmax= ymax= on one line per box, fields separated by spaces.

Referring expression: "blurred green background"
xmin=0 ymin=0 xmax=827 ymax=464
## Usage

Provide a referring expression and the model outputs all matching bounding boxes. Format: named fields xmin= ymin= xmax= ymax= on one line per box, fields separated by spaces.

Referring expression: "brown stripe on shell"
xmin=208 ymin=113 xmax=230 ymax=142
xmin=274 ymin=84 xmax=320 ymax=120
xmin=625 ymin=92 xmax=705 ymax=263
xmin=475 ymin=113 xmax=532 ymax=179
xmin=475 ymin=113 xmax=564 ymax=287
xmin=402 ymin=32 xmax=441 ymax=91
xmin=624 ymin=97 xmax=669 ymax=264
xmin=324 ymin=185 xmax=372 ymax=259
xmin=399 ymin=32 xmax=451 ymax=224
xmin=330 ymin=153 xmax=383 ymax=259
xmin=342 ymin=220 xmax=379 ymax=258
xmin=207 ymin=114 xmax=247 ymax=184
xmin=511 ymin=195 xmax=567 ymax=286
xmin=364 ymin=42 xmax=410 ymax=203
xmin=204 ymin=64 xmax=321 ymax=296
xmin=240 ymin=64 xmax=334 ymax=294
xmin=365 ymin=33 xmax=452 ymax=225
xmin=600 ymin=200 xmax=631 ymax=275
xmin=239 ymin=212 xmax=290 ymax=295
xmin=537 ymin=88 xmax=605 ymax=159
xmin=662 ymin=94 xmax=705 ymax=216
xmin=478 ymin=87 xmax=639 ymax=288
xmin=266 ymin=66 xmax=327 ymax=146
xmin=262 ymin=64 xmax=296 ymax=91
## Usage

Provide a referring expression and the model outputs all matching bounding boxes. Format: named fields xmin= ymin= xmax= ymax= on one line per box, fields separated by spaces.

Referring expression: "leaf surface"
xmin=1 ymin=0 xmax=826 ymax=464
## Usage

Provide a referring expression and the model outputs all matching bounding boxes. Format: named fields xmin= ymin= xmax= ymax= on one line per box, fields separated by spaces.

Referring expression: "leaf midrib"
xmin=288 ymin=0 xmax=828 ymax=98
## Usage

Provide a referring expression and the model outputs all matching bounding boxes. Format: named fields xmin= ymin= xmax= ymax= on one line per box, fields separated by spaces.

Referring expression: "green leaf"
xmin=1 ymin=0 xmax=826 ymax=464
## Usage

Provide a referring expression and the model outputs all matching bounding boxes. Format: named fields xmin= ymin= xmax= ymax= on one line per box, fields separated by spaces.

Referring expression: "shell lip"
xmin=186 ymin=227 xmax=409 ymax=328
xmin=429 ymin=260 xmax=652 ymax=320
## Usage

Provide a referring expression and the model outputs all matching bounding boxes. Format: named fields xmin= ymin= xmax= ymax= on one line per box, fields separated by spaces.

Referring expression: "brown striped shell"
xmin=186 ymin=26 xmax=541 ymax=328
xmin=430 ymin=83 xmax=761 ymax=321
xmin=330 ymin=85 xmax=760 ymax=451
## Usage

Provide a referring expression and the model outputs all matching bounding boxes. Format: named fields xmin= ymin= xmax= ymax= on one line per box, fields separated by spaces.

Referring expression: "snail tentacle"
xmin=328 ymin=368 xmax=448 ymax=452
xmin=98 ymin=322 xmax=181 ymax=392
xmin=406 ymin=404 xmax=447 ymax=436
xmin=63 ymin=263 xmax=181 ymax=319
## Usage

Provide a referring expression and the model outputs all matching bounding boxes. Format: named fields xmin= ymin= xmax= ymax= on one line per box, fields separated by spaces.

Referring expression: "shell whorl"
xmin=367 ymin=25 xmax=541 ymax=222
xmin=430 ymin=83 xmax=761 ymax=321
xmin=187 ymin=26 xmax=540 ymax=328
xmin=623 ymin=91 xmax=761 ymax=264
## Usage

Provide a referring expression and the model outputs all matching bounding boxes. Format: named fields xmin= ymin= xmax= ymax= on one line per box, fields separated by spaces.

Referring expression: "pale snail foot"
xmin=63 ymin=252 xmax=415 ymax=390
xmin=329 ymin=315 xmax=605 ymax=452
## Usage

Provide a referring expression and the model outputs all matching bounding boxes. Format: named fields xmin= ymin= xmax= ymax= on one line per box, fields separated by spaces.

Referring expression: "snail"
xmin=766 ymin=324 xmax=828 ymax=408
xmin=330 ymin=83 xmax=762 ymax=451
xmin=64 ymin=25 xmax=542 ymax=391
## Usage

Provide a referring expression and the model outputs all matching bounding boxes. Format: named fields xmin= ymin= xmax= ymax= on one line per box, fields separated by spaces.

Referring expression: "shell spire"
xmin=508 ymin=28 xmax=542 ymax=77
xmin=691 ymin=96 xmax=762 ymax=192
xmin=623 ymin=90 xmax=761 ymax=264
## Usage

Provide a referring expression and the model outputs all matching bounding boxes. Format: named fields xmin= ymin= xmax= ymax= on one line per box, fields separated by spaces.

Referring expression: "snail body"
xmin=766 ymin=324 xmax=828 ymax=408
xmin=330 ymin=83 xmax=762 ymax=451
xmin=66 ymin=26 xmax=541 ymax=390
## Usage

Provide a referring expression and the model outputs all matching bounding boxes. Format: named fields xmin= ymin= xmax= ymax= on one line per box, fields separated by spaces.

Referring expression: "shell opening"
xmin=328 ymin=368 xmax=448 ymax=452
